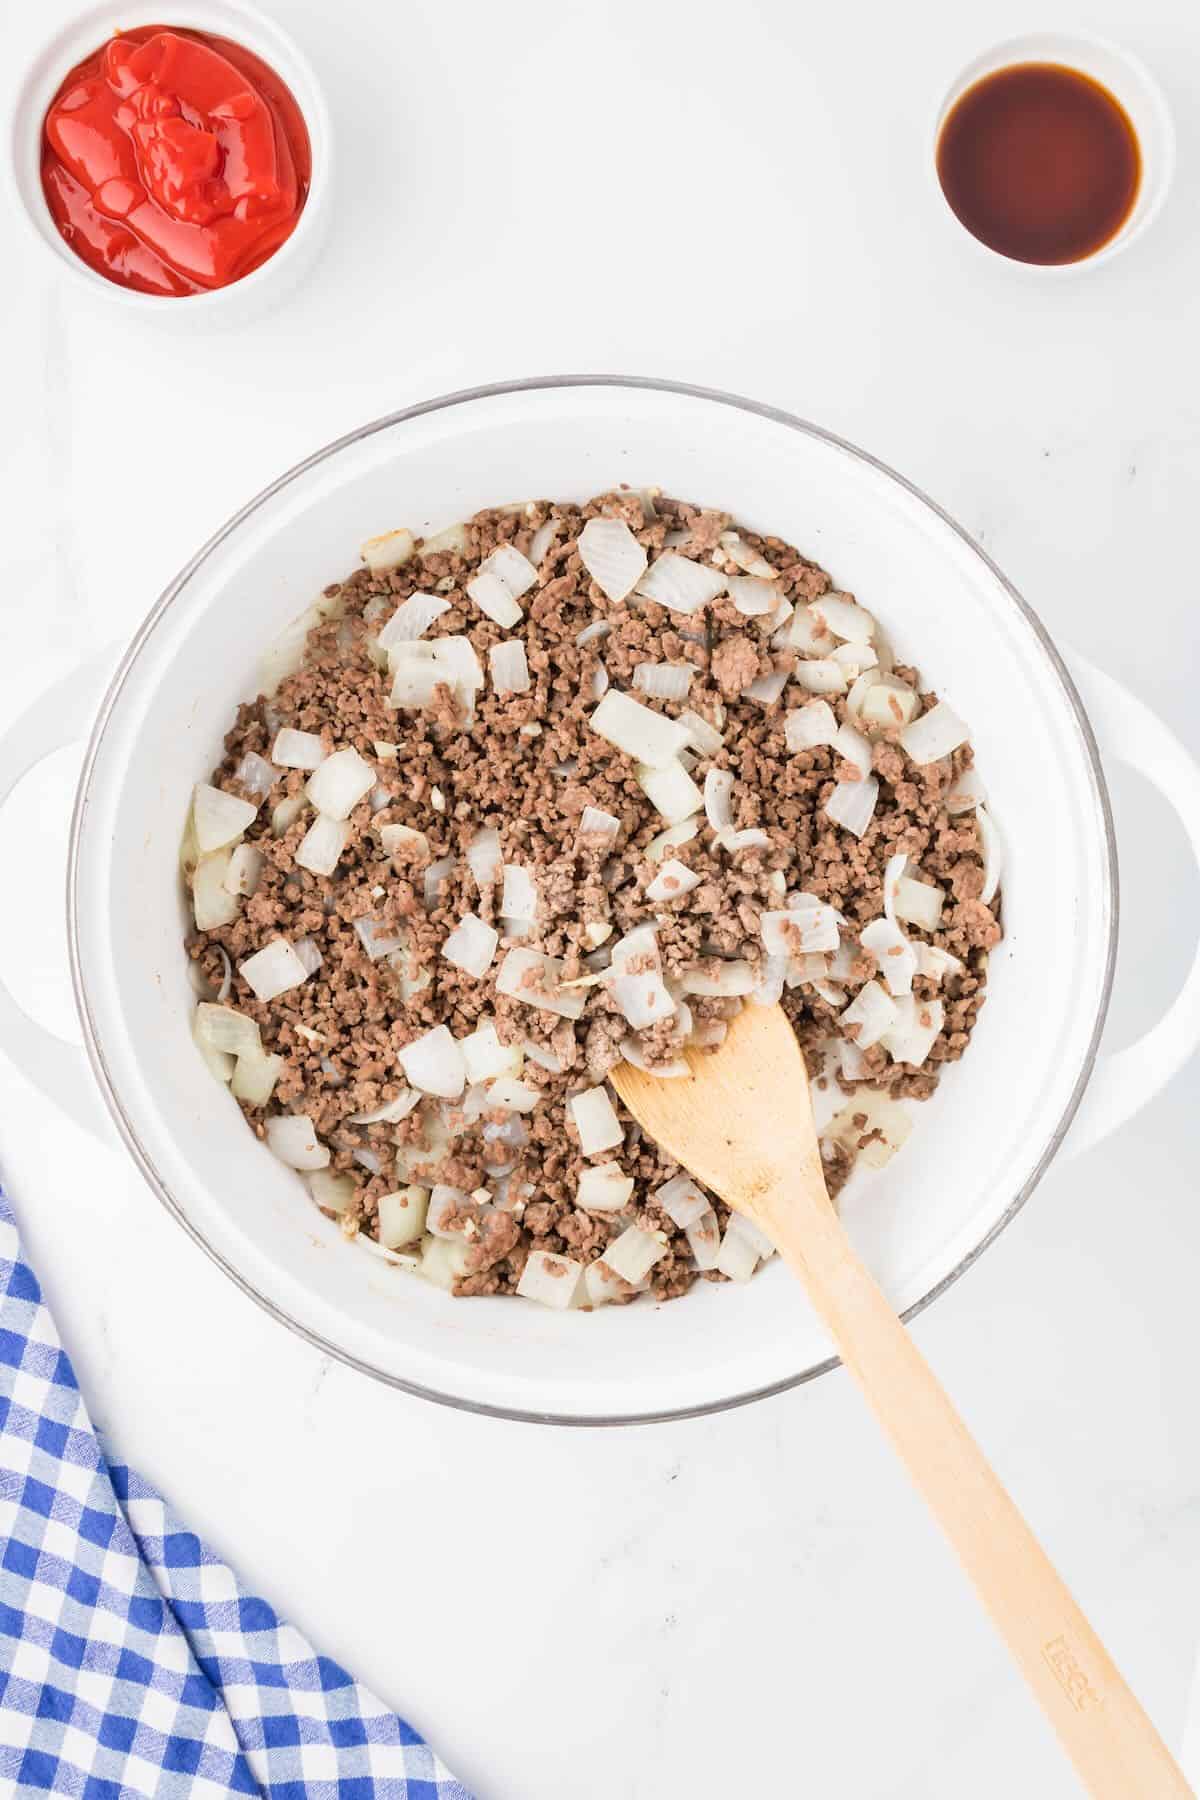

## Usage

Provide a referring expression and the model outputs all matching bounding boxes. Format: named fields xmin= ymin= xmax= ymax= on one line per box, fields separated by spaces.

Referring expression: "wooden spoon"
xmin=611 ymin=1002 xmax=1190 ymax=1799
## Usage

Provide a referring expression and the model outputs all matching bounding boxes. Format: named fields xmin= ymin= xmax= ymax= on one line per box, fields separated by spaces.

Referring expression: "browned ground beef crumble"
xmin=185 ymin=490 xmax=1001 ymax=1304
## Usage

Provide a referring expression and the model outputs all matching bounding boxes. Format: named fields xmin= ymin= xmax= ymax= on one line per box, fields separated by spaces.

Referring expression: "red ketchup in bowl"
xmin=40 ymin=26 xmax=311 ymax=296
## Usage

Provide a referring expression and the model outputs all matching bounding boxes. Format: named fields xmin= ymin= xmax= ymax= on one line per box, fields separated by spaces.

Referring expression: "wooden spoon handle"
xmin=766 ymin=1188 xmax=1191 ymax=1799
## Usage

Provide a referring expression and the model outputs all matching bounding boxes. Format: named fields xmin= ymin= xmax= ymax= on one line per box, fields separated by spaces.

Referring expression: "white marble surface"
xmin=3 ymin=0 xmax=1200 ymax=1793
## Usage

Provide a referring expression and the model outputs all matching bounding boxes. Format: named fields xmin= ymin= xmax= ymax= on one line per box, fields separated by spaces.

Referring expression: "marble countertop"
xmin=3 ymin=0 xmax=1200 ymax=1792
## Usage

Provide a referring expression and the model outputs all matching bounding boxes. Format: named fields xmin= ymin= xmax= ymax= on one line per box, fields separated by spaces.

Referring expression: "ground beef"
xmin=184 ymin=490 xmax=1001 ymax=1306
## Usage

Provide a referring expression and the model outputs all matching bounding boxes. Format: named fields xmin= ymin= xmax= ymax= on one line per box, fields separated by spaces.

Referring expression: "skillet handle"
xmin=0 ymin=649 xmax=120 ymax=1139
xmin=1061 ymin=650 xmax=1200 ymax=1160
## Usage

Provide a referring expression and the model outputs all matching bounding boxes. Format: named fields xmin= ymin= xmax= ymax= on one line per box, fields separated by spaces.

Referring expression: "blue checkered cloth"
xmin=0 ymin=1187 xmax=473 ymax=1799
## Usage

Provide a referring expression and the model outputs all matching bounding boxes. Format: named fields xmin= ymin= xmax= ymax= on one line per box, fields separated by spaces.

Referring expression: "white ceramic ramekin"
xmin=932 ymin=32 xmax=1176 ymax=271
xmin=7 ymin=0 xmax=332 ymax=320
xmin=2 ymin=377 xmax=1199 ymax=1424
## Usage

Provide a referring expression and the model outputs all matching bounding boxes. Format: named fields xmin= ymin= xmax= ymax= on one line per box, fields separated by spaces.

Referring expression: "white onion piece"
xmin=426 ymin=1184 xmax=468 ymax=1237
xmin=419 ymin=1234 xmax=472 ymax=1289
xmin=611 ymin=970 xmax=676 ymax=1031
xmin=427 ymin=635 xmax=484 ymax=697
xmin=466 ymin=569 xmax=522 ymax=628
xmin=635 ymin=553 xmax=726 ymax=614
xmin=379 ymin=822 xmax=430 ymax=862
xmin=840 ymin=978 xmax=898 ymax=1049
xmin=678 ymin=708 xmax=724 ymax=755
xmin=577 ymin=805 xmax=621 ymax=849
xmin=813 ymin=979 xmax=846 ymax=1007
xmin=946 ymin=767 xmax=986 ymax=813
xmin=529 ymin=519 xmax=560 ymax=565
xmin=831 ymin=641 xmax=880 ymax=677
xmin=808 ymin=592 xmax=875 ymax=643
xmin=496 ymin=948 xmax=585 ymax=1019
xmin=646 ymin=857 xmax=701 ymax=903
xmin=361 ymin=526 xmax=415 ymax=572
xmin=517 ymin=1249 xmax=583 ymax=1309
xmin=575 ymin=618 xmax=611 ymax=648
xmin=589 ymin=664 xmax=610 ymax=702
xmin=914 ymin=942 xmax=965 ymax=982
xmin=645 ymin=817 xmax=700 ymax=862
xmin=603 ymin=1226 xmax=668 ymax=1286
xmin=633 ymin=661 xmax=696 ymax=702
xmin=686 ymin=1208 xmax=721 ymax=1270
xmin=894 ymin=875 xmax=945 ymax=931
xmin=793 ymin=659 xmax=847 ymax=695
xmin=272 ymin=728 xmax=325 ymax=770
xmin=859 ymin=676 xmax=920 ymax=731
xmin=352 ymin=916 xmax=404 ymax=961
xmin=305 ymin=748 xmax=375 ymax=820
xmin=569 ymin=1086 xmax=624 ymax=1155
xmin=489 ymin=639 xmax=530 ymax=695
xmin=377 ymin=1185 xmax=429 ymax=1248
xmin=239 ymin=938 xmax=310 ymax=1001
xmin=193 ymin=783 xmax=257 ymax=854
xmin=882 ymin=852 xmax=908 ymax=925
xmin=715 ymin=1221 xmax=759 ymax=1283
xmin=194 ymin=1003 xmax=261 ymax=1059
xmin=766 ymin=598 xmax=796 ymax=641
xmin=678 ymin=959 xmax=757 ymax=997
xmin=222 ymin=843 xmax=264 ymax=897
xmin=578 ymin=517 xmax=647 ymax=601
xmin=785 ymin=607 xmax=836 ymax=657
xmin=353 ymin=1147 xmax=383 ymax=1177
xmin=493 ymin=864 xmax=535 ymax=927
xmin=977 ymin=804 xmax=1002 ymax=905
xmin=761 ymin=900 xmax=840 ymax=957
xmin=485 ymin=1077 xmax=540 ymax=1114
xmin=704 ymin=767 xmax=734 ymax=835
xmin=461 ymin=1021 xmax=524 ymax=1083
xmin=728 ymin=1212 xmax=775 ymax=1260
xmin=296 ymin=814 xmax=348 ymax=877
xmin=590 ymin=689 xmax=691 ymax=769
xmin=619 ymin=1037 xmax=689 ymax=1078
xmin=827 ymin=1091 xmax=914 ymax=1169
xmin=718 ymin=531 xmax=775 ymax=579
xmin=833 ymin=722 xmax=873 ymax=779
xmin=442 ymin=912 xmax=499 ymax=978
xmin=349 ymin=1088 xmax=421 ymax=1125
xmin=900 ymin=701 xmax=970 ymax=766
xmin=230 ymin=1044 xmax=282 ymax=1106
xmin=418 ymin=522 xmax=469 ymax=558
xmin=726 ymin=828 xmax=772 ymax=854
xmin=636 ymin=759 xmax=703 ymax=826
xmin=266 ymin=1114 xmax=329 ymax=1170
xmin=271 ymin=792 xmax=306 ymax=837
xmin=726 ymin=575 xmax=778 ymax=616
xmin=749 ymin=952 xmax=787 ymax=1007
xmin=825 ymin=776 xmax=879 ymax=838
xmin=466 ymin=827 xmax=502 ymax=891
xmin=838 ymin=1038 xmax=870 ymax=1082
xmin=577 ymin=1163 xmax=635 ymax=1211
xmin=744 ymin=670 xmax=789 ymax=706
xmin=235 ymin=751 xmax=277 ymax=799
xmin=369 ymin=784 xmax=392 ymax=817
xmin=860 ymin=917 xmax=916 ymax=997
xmin=521 ymin=1037 xmax=562 ymax=1074
xmin=423 ymin=855 xmax=455 ymax=910
xmin=399 ymin=1024 xmax=467 ymax=1098
xmin=377 ymin=592 xmax=450 ymax=648
xmin=882 ymin=994 xmax=945 ymax=1067
xmin=290 ymin=937 xmax=322 ymax=978
xmin=652 ymin=1173 xmax=708 ymax=1228
xmin=785 ymin=700 xmax=838 ymax=752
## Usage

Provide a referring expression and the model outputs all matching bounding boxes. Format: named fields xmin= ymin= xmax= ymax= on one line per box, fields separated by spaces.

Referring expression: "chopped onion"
xmin=578 ymin=517 xmax=647 ymax=601
xmin=379 ymin=822 xmax=430 ymax=862
xmin=726 ymin=827 xmax=772 ymax=854
xmin=497 ymin=948 xmax=585 ymax=1020
xmin=894 ymin=875 xmax=945 ymax=932
xmin=882 ymin=993 xmax=945 ymax=1067
xmin=718 ymin=531 xmax=775 ymax=579
xmin=728 ymin=1211 xmax=775 ymax=1260
xmin=767 ymin=598 xmax=796 ymax=641
xmin=266 ymin=1113 xmax=330 ymax=1170
xmin=529 ymin=519 xmax=561 ymax=565
xmin=292 ymin=936 xmax=323 ymax=976
xmin=349 ymin=1088 xmax=421 ymax=1125
xmin=704 ymin=768 xmax=734 ymax=836
xmin=222 ymin=843 xmax=264 ymax=898
xmin=726 ymin=576 xmax=778 ymax=616
xmin=646 ymin=857 xmax=701 ymax=904
xmin=442 ymin=911 xmax=499 ymax=978
xmin=575 ymin=618 xmax=611 ymax=648
xmin=840 ymin=978 xmax=898 ymax=1049
xmin=272 ymin=728 xmax=326 ymax=770
xmin=423 ymin=855 xmax=455 ymax=910
xmin=584 ymin=920 xmax=612 ymax=948
xmin=361 ymin=526 xmax=415 ymax=573
xmin=522 ymin=1037 xmax=562 ymax=1074
xmin=946 ymin=767 xmax=986 ymax=813
xmin=399 ymin=1024 xmax=467 ymax=1098
xmin=590 ymin=689 xmax=691 ymax=769
xmin=678 ymin=708 xmax=724 ymax=755
xmin=635 ymin=553 xmax=725 ymax=614
xmin=461 ymin=1021 xmax=524 ymax=1083
xmin=977 ymin=804 xmax=1002 ymax=905
xmin=634 ymin=661 xmax=696 ymax=702
xmin=467 ymin=569 xmax=522 ymax=628
xmin=686 ymin=1208 xmax=721 ymax=1270
xmin=785 ymin=606 xmax=836 ymax=659
xmin=761 ymin=900 xmax=840 ymax=957
xmin=517 ymin=1249 xmax=583 ymax=1309
xmin=194 ymin=1004 xmax=261 ymax=1059
xmin=900 ymin=701 xmax=970 ymax=766
xmin=859 ymin=676 xmax=920 ymax=731
xmin=466 ymin=827 xmax=502 ymax=891
xmin=589 ymin=664 xmax=610 ymax=701
xmin=239 ymin=938 xmax=310 ymax=1001
xmin=495 ymin=864 xmax=535 ymax=924
xmin=490 ymin=639 xmax=530 ymax=696
xmin=827 ymin=1090 xmax=913 ymax=1169
xmin=882 ymin=852 xmax=908 ymax=925
xmin=825 ymin=776 xmax=879 ymax=838
xmin=652 ymin=1173 xmax=708 ymax=1228
xmin=833 ymin=722 xmax=873 ymax=778
xmin=831 ymin=641 xmax=880 ymax=679
xmin=377 ymin=592 xmax=450 ymax=648
xmin=230 ymin=1045 xmax=282 ymax=1106
xmin=481 ymin=1076 xmax=536 ymax=1115
xmin=569 ymin=1086 xmax=624 ymax=1155
xmin=678 ymin=959 xmax=757 ymax=997
xmin=426 ymin=1183 xmax=468 ymax=1237
xmin=838 ymin=1038 xmax=870 ymax=1082
xmin=785 ymin=700 xmax=838 ymax=751
xmin=211 ymin=945 xmax=233 ymax=1001
xmin=808 ymin=593 xmax=875 ymax=643
xmin=750 ymin=952 xmax=787 ymax=1007
xmin=350 ymin=916 xmax=402 ymax=961
xmin=305 ymin=747 xmax=375 ymax=820
xmin=271 ymin=792 xmax=306 ymax=837
xmin=860 ymin=918 xmax=916 ymax=997
xmin=645 ymin=817 xmax=700 ymax=862
xmin=793 ymin=658 xmax=847 ymax=695
xmin=193 ymin=783 xmax=257 ymax=854
xmin=603 ymin=1225 xmax=668 ymax=1286
xmin=353 ymin=1147 xmax=383 ymax=1177
xmin=619 ymin=1037 xmax=689 ymax=1078
xmin=418 ymin=522 xmax=470 ymax=558
xmin=419 ymin=1234 xmax=473 ymax=1288
xmin=745 ymin=669 xmax=789 ymax=706
xmin=296 ymin=813 xmax=348 ymax=877
xmin=576 ymin=805 xmax=621 ymax=850
xmin=577 ymin=1163 xmax=635 ymax=1211
xmin=235 ymin=751 xmax=277 ymax=799
xmin=715 ymin=1221 xmax=759 ymax=1283
xmin=378 ymin=1185 xmax=429 ymax=1248
xmin=636 ymin=759 xmax=703 ymax=826
xmin=914 ymin=942 xmax=965 ymax=982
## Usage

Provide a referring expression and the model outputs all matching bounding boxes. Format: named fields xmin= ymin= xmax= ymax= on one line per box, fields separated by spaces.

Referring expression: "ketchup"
xmin=40 ymin=26 xmax=311 ymax=296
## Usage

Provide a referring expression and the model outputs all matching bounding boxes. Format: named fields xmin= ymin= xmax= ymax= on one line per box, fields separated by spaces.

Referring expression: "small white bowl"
xmin=932 ymin=31 xmax=1175 ymax=272
xmin=7 ymin=0 xmax=332 ymax=320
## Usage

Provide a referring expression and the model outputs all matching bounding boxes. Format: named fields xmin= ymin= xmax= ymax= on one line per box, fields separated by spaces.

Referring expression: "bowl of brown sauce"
xmin=933 ymin=33 xmax=1174 ymax=268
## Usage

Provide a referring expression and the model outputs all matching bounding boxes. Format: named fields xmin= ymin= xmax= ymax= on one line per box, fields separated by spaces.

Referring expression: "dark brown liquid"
xmin=936 ymin=63 xmax=1141 ymax=265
